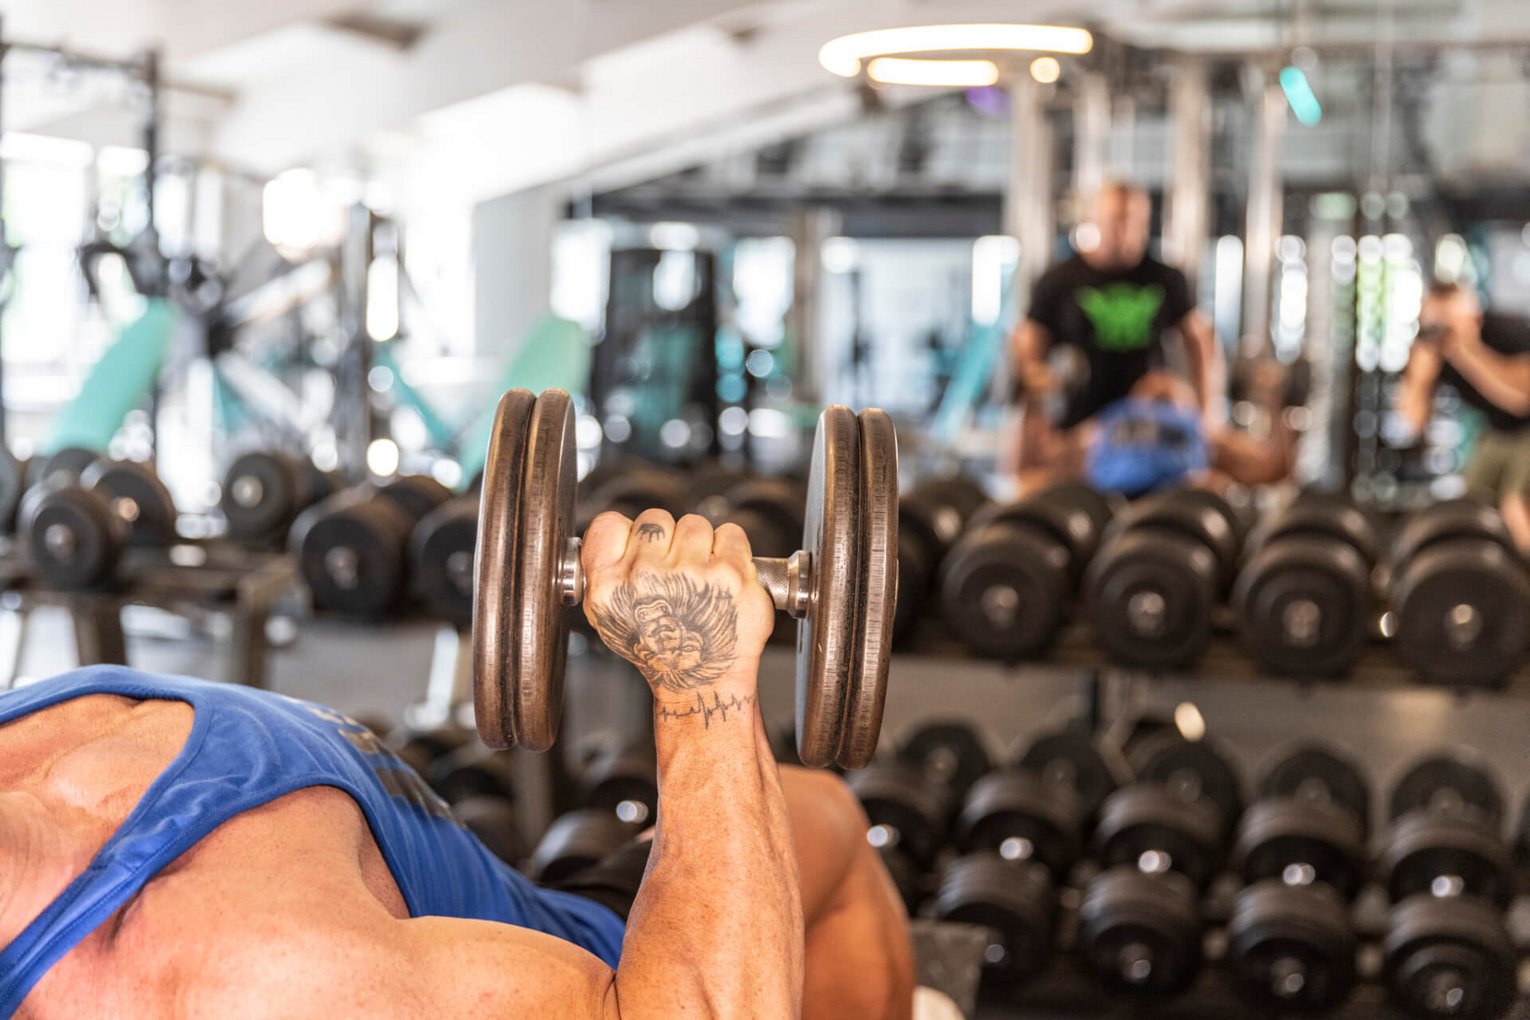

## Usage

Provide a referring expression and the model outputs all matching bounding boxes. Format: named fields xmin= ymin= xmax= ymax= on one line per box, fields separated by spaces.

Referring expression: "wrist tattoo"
xmin=637 ymin=522 xmax=666 ymax=543
xmin=588 ymin=572 xmax=738 ymax=692
xmin=657 ymin=690 xmax=756 ymax=728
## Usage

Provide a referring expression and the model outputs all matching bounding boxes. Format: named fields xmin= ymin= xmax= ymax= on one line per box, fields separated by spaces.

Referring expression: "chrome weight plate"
xmin=795 ymin=405 xmax=860 ymax=768
xmin=472 ymin=389 xmax=536 ymax=750
xmin=837 ymin=407 xmax=898 ymax=769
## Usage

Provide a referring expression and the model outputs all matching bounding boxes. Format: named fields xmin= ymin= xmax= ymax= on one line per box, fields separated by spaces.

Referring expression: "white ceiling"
xmin=1 ymin=0 xmax=1526 ymax=213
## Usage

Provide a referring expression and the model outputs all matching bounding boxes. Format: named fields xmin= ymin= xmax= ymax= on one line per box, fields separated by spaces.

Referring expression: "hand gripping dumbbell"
xmin=1234 ymin=493 xmax=1379 ymax=678
xmin=1387 ymin=500 xmax=1530 ymax=687
xmin=936 ymin=728 xmax=1131 ymax=984
xmin=1084 ymin=488 xmax=1244 ymax=670
xmin=472 ymin=389 xmax=898 ymax=769
xmin=847 ymin=720 xmax=994 ymax=882
xmin=1226 ymin=745 xmax=1372 ymax=1012
xmin=21 ymin=457 xmax=179 ymax=590
xmin=220 ymin=450 xmax=342 ymax=546
xmin=938 ymin=481 xmax=1114 ymax=660
xmin=895 ymin=476 xmax=991 ymax=642
xmin=1379 ymin=753 xmax=1516 ymax=1020
xmin=1078 ymin=731 xmax=1244 ymax=997
xmin=291 ymin=474 xmax=454 ymax=617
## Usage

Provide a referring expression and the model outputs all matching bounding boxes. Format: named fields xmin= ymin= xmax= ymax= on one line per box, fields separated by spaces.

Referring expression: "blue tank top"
xmin=0 ymin=666 xmax=625 ymax=1013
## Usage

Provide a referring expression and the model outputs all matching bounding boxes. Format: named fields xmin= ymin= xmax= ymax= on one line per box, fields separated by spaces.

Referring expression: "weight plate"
xmin=586 ymin=466 xmax=689 ymax=520
xmin=897 ymin=720 xmax=992 ymax=804
xmin=1383 ymin=894 xmax=1516 ymax=1020
xmin=525 ymin=808 xmax=639 ymax=885
xmin=847 ymin=760 xmax=950 ymax=868
xmin=0 ymin=446 xmax=26 ymax=534
xmin=933 ymin=854 xmax=1057 ymax=984
xmin=1093 ymin=784 xmax=1224 ymax=890
xmin=956 ymin=770 xmax=1083 ymax=879
xmin=837 ymin=407 xmax=898 ymax=770
xmin=410 ymin=497 xmax=479 ymax=628
xmin=81 ymin=458 xmax=178 ymax=548
xmin=1233 ymin=537 xmax=1371 ymax=678
xmin=30 ymin=446 xmax=104 ymax=489
xmin=1032 ymin=480 xmax=1116 ymax=549
xmin=509 ymin=390 xmax=577 ymax=753
xmin=1232 ymin=798 xmax=1367 ymax=899
xmin=795 ymin=405 xmax=860 ymax=769
xmin=1016 ymin=728 xmax=1133 ymax=823
xmin=1390 ymin=753 xmax=1504 ymax=826
xmin=892 ymin=518 xmax=933 ymax=643
xmin=583 ymin=744 xmax=660 ymax=828
xmin=721 ymin=505 xmax=796 ymax=562
xmin=291 ymin=493 xmax=412 ymax=616
xmin=1380 ymin=812 xmax=1514 ymax=909
xmin=1078 ymin=867 xmax=1203 ymax=996
xmin=21 ymin=483 xmax=127 ymax=590
xmin=453 ymin=795 xmax=528 ymax=867
xmin=1257 ymin=744 xmax=1372 ymax=836
xmin=1391 ymin=501 xmax=1515 ymax=571
xmin=1085 ymin=528 xmax=1219 ymax=670
xmin=1165 ymin=486 xmax=1247 ymax=566
xmin=1392 ymin=538 xmax=1530 ymax=687
xmin=1227 ymin=880 xmax=1357 ymax=1014
xmin=1266 ymin=494 xmax=1380 ymax=567
xmin=473 ymin=390 xmax=536 ymax=751
xmin=905 ymin=475 xmax=989 ymax=546
xmin=938 ymin=521 xmax=1070 ymax=660
xmin=221 ymin=450 xmax=309 ymax=541
xmin=377 ymin=473 xmax=453 ymax=525
xmin=1129 ymin=731 xmax=1244 ymax=840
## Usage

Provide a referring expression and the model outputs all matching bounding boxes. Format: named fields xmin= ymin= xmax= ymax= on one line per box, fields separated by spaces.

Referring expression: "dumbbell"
xmin=27 ymin=445 xmax=105 ymax=490
xmin=291 ymin=474 xmax=453 ymax=617
xmin=1377 ymin=754 xmax=1515 ymax=1020
xmin=0 ymin=445 xmax=31 ymax=534
xmin=1077 ymin=731 xmax=1243 ymax=997
xmin=473 ymin=389 xmax=897 ymax=769
xmin=937 ymin=482 xmax=1114 ymax=659
xmin=525 ymin=808 xmax=642 ymax=885
xmin=1084 ymin=487 xmax=1243 ymax=669
xmin=937 ymin=728 xmax=1131 ymax=984
xmin=895 ymin=476 xmax=992 ymax=642
xmin=1226 ymin=745 xmax=1372 ymax=1012
xmin=581 ymin=739 xmax=659 ymax=827
xmin=425 ymin=744 xmax=525 ymax=865
xmin=1388 ymin=500 xmax=1530 ymax=687
xmin=410 ymin=497 xmax=478 ymax=628
xmin=847 ymin=721 xmax=993 ymax=879
xmin=220 ymin=450 xmax=342 ymax=545
xmin=1234 ymin=493 xmax=1379 ymax=678
xmin=21 ymin=457 xmax=178 ymax=590
xmin=386 ymin=721 xmax=476 ymax=778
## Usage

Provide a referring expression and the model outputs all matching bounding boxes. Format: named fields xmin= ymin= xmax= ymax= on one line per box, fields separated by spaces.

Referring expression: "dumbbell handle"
xmin=560 ymin=538 xmax=813 ymax=619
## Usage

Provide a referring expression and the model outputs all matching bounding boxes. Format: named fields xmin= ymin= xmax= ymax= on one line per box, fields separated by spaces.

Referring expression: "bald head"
xmin=1084 ymin=182 xmax=1152 ymax=270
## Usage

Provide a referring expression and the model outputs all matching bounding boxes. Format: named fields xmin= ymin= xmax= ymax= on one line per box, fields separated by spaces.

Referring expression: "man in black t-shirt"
xmin=1009 ymin=183 xmax=1223 ymax=480
xmin=1399 ymin=281 xmax=1530 ymax=549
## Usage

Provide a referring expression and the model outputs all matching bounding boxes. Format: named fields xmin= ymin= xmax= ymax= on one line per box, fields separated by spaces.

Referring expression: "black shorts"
xmin=546 ymin=839 xmax=652 ymax=921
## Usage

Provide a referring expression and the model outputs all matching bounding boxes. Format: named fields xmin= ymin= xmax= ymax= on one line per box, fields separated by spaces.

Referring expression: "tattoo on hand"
xmin=587 ymin=572 xmax=738 ymax=692
xmin=657 ymin=690 xmax=755 ymax=728
xmin=636 ymin=522 xmax=666 ymax=543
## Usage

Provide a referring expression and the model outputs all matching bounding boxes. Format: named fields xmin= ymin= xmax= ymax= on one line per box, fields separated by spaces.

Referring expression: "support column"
xmin=1006 ymin=74 xmax=1055 ymax=312
xmin=786 ymin=206 xmax=840 ymax=406
xmin=1072 ymin=72 xmax=1112 ymax=201
xmin=1242 ymin=75 xmax=1287 ymax=357
xmin=472 ymin=183 xmax=561 ymax=361
xmin=1165 ymin=58 xmax=1212 ymax=284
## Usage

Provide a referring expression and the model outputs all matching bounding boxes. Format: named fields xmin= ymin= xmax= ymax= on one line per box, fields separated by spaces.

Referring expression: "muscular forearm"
xmin=613 ymin=677 xmax=804 ymax=1020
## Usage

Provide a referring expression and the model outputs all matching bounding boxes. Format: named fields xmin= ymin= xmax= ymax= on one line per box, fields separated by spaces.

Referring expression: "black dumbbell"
xmin=1084 ymin=488 xmax=1243 ymax=669
xmin=27 ymin=445 xmax=104 ymax=490
xmin=1226 ymin=745 xmax=1371 ymax=1012
xmin=1388 ymin=501 xmax=1530 ymax=687
xmin=386 ymin=722 xmax=475 ymax=778
xmin=20 ymin=458 xmax=178 ymax=590
xmin=524 ymin=808 xmax=641 ymax=885
xmin=0 ymin=445 xmax=30 ymax=534
xmin=578 ymin=463 xmax=689 ymax=526
xmin=582 ymin=739 xmax=659 ymax=828
xmin=937 ymin=482 xmax=1114 ymax=659
xmin=1379 ymin=753 xmax=1515 ymax=1020
xmin=291 ymin=475 xmax=453 ymax=617
xmin=1234 ymin=494 xmax=1379 ymax=678
xmin=936 ymin=728 xmax=1130 ymax=985
xmin=453 ymin=795 xmax=528 ymax=867
xmin=427 ymin=744 xmax=517 ymax=806
xmin=847 ymin=720 xmax=993 ymax=877
xmin=1077 ymin=731 xmax=1243 ymax=997
xmin=707 ymin=477 xmax=806 ymax=560
xmin=894 ymin=476 xmax=993 ymax=643
xmin=221 ymin=450 xmax=341 ymax=545
xmin=410 ymin=497 xmax=478 ymax=628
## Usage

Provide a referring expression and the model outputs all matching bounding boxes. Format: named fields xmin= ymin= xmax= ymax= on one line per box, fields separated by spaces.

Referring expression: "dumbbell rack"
xmin=0 ymin=542 xmax=299 ymax=690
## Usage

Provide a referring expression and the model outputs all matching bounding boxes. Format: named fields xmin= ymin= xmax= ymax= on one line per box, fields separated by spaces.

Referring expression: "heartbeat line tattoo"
xmin=637 ymin=522 xmax=666 ymax=543
xmin=657 ymin=690 xmax=756 ymax=728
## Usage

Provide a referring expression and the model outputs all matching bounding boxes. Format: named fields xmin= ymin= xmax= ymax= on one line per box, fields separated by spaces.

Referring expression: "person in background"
xmin=1017 ymin=365 xmax=1296 ymax=497
xmin=1007 ymin=181 xmax=1225 ymax=483
xmin=1398 ymin=281 xmax=1530 ymax=550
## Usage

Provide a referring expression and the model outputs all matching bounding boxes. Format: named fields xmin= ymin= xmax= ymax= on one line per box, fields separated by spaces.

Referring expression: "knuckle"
xmin=588 ymin=510 xmax=631 ymax=532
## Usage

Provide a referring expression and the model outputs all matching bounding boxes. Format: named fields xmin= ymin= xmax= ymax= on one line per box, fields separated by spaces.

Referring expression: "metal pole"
xmin=1072 ymin=71 xmax=1112 ymax=201
xmin=1165 ymin=58 xmax=1212 ymax=285
xmin=1007 ymin=73 xmax=1054 ymax=311
xmin=1242 ymin=74 xmax=1286 ymax=358
xmin=786 ymin=206 xmax=839 ymax=407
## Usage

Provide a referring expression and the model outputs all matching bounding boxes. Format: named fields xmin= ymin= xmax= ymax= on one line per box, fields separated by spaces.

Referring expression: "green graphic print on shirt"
xmin=1077 ymin=283 xmax=1167 ymax=351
